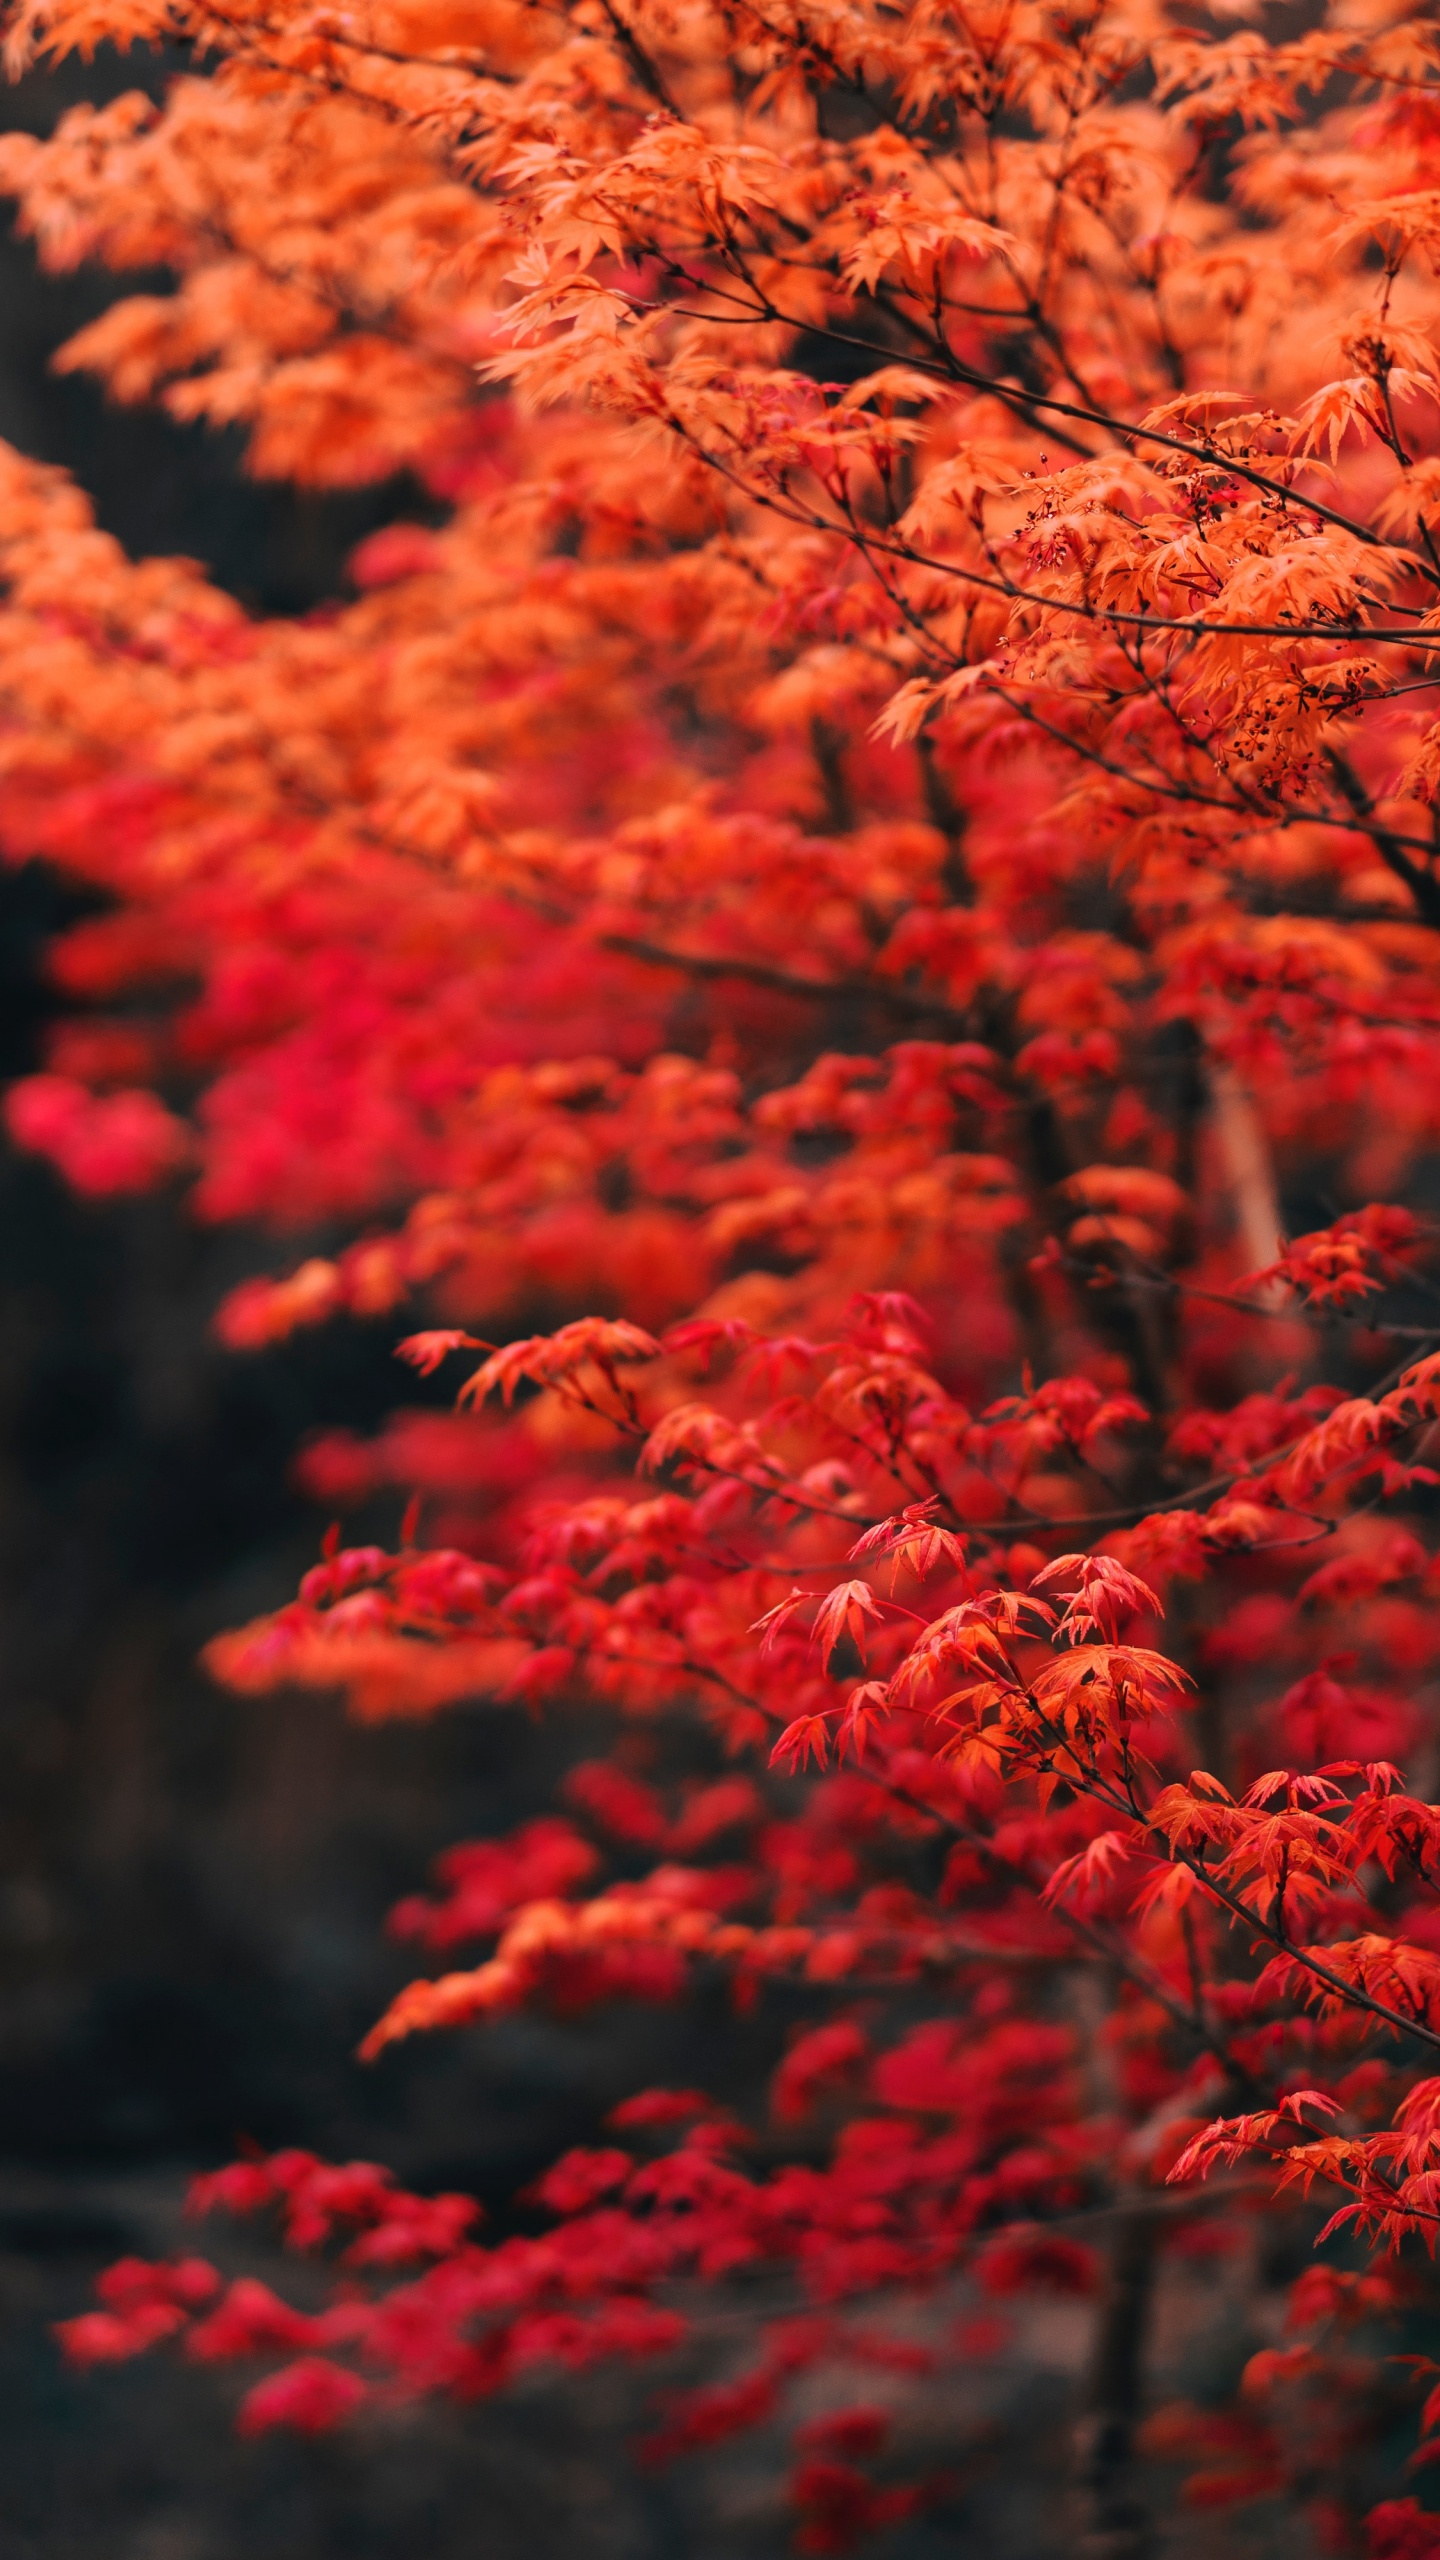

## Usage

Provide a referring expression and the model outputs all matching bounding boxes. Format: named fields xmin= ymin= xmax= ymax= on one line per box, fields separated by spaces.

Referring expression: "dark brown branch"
xmin=1325 ymin=746 xmax=1440 ymax=929
xmin=599 ymin=930 xmax=971 ymax=1026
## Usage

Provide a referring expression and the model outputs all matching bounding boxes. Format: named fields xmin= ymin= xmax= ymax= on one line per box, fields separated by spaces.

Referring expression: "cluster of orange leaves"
xmin=13 ymin=0 xmax=1440 ymax=2541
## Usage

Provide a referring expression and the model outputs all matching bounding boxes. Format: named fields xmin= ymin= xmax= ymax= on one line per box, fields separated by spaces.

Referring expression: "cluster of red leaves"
xmin=12 ymin=0 xmax=1440 ymax=2544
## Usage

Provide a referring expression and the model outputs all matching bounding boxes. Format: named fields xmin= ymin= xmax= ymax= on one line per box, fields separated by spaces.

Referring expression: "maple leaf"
xmin=1030 ymin=1553 xmax=1164 ymax=1645
xmin=848 ymin=1500 xmax=969 ymax=1587
xmin=1040 ymin=1829 xmax=1136 ymax=1911
xmin=395 ymin=1329 xmax=486 ymax=1376
xmin=770 ymin=1714 xmax=835 ymax=1771
xmin=810 ymin=1579 xmax=885 ymax=1668
xmin=835 ymin=1681 xmax=892 ymax=1764
xmin=751 ymin=1587 xmax=810 ymax=1658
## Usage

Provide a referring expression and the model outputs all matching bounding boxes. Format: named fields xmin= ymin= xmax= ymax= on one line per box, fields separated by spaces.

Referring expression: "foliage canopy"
xmin=10 ymin=0 xmax=1440 ymax=2543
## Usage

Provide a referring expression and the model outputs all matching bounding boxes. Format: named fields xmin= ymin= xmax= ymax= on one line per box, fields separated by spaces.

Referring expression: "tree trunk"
xmin=1209 ymin=1061 xmax=1284 ymax=1272
xmin=1072 ymin=2205 xmax=1158 ymax=2560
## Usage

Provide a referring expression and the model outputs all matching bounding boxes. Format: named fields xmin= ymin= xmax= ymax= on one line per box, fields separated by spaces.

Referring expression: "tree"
xmin=8 ymin=0 xmax=1440 ymax=2545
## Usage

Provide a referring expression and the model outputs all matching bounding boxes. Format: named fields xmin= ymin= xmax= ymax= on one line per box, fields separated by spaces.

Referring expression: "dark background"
xmin=0 ymin=53 xmax=1277 ymax=2560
